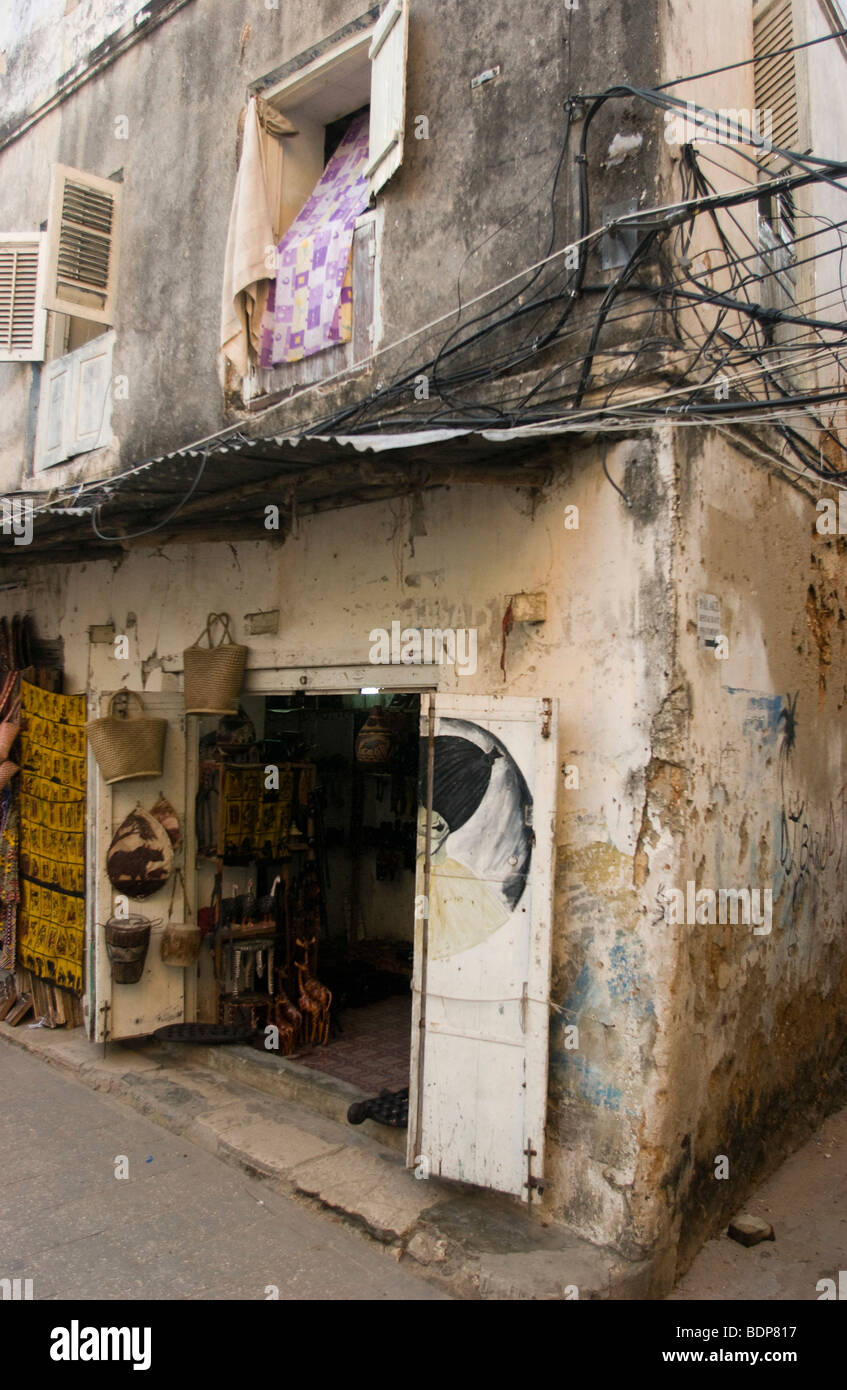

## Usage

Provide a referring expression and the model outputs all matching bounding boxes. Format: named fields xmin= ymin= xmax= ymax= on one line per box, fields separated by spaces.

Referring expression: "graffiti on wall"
xmin=777 ymin=691 xmax=847 ymax=916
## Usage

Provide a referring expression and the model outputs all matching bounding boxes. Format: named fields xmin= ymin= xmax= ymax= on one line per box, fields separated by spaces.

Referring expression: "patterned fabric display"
xmin=0 ymin=785 xmax=19 ymax=972
xmin=259 ymin=112 xmax=370 ymax=366
xmin=220 ymin=763 xmax=294 ymax=859
xmin=17 ymin=682 xmax=86 ymax=994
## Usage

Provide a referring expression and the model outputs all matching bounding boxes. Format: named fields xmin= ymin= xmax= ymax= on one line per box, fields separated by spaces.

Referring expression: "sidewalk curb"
xmin=0 ymin=1020 xmax=654 ymax=1300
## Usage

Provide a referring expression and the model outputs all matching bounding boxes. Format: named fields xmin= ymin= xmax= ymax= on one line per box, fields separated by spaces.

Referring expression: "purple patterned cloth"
xmin=259 ymin=112 xmax=370 ymax=367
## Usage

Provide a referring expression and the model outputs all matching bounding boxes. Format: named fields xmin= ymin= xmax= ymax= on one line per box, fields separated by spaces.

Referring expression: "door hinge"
xmin=524 ymin=1138 xmax=545 ymax=1202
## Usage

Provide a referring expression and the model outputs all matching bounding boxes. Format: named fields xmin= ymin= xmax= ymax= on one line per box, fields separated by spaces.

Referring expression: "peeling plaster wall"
xmin=0 ymin=0 xmax=152 ymax=126
xmin=658 ymin=427 xmax=847 ymax=1280
xmin=10 ymin=443 xmax=683 ymax=1258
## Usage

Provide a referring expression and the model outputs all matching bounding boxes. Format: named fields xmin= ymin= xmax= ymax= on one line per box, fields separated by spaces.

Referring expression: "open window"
xmin=233 ymin=2 xmax=409 ymax=402
xmin=32 ymin=164 xmax=121 ymax=470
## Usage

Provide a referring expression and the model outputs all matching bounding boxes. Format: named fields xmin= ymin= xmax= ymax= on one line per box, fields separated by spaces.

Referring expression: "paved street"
xmin=670 ymin=1104 xmax=847 ymax=1301
xmin=0 ymin=1047 xmax=447 ymax=1301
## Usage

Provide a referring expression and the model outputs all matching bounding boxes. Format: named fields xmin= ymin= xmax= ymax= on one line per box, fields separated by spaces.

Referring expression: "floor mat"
xmin=295 ymin=994 xmax=411 ymax=1093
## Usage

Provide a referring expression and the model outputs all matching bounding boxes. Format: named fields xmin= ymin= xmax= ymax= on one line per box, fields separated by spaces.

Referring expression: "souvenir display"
xmin=104 ymin=914 xmax=154 ymax=984
xmin=17 ymin=682 xmax=86 ymax=994
xmin=106 ymin=804 xmax=174 ymax=900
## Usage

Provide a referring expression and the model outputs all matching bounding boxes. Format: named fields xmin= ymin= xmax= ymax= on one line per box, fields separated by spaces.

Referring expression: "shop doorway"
xmin=192 ymin=690 xmax=420 ymax=1100
xmin=88 ymin=683 xmax=558 ymax=1198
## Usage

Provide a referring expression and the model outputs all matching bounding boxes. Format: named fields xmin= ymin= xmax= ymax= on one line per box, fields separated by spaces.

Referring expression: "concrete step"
xmin=152 ymin=1037 xmax=406 ymax=1153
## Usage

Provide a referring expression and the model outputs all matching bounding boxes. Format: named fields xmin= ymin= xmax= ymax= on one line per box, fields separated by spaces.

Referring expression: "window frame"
xmin=239 ymin=6 xmax=404 ymax=399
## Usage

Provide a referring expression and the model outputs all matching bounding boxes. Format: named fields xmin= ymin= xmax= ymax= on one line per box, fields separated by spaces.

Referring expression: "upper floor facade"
xmin=0 ymin=0 xmax=843 ymax=502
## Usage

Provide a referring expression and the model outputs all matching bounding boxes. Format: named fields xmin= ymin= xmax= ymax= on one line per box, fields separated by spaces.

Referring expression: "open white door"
xmin=408 ymin=693 xmax=558 ymax=1198
xmin=85 ymin=692 xmax=191 ymax=1042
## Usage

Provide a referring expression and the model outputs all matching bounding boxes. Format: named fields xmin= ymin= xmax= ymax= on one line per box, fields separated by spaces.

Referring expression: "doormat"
xmin=17 ymin=682 xmax=87 ymax=994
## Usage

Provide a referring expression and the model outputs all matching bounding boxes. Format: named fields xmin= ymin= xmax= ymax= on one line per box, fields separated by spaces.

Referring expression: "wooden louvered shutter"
xmin=0 ymin=234 xmax=47 ymax=362
xmin=367 ymin=0 xmax=409 ymax=196
xmin=753 ymin=0 xmax=799 ymax=167
xmin=44 ymin=165 xmax=121 ymax=325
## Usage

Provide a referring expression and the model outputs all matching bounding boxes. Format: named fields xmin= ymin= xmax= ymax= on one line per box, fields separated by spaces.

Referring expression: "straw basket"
xmin=183 ymin=613 xmax=247 ymax=715
xmin=104 ymin=915 xmax=153 ymax=984
xmin=86 ymin=691 xmax=167 ymax=785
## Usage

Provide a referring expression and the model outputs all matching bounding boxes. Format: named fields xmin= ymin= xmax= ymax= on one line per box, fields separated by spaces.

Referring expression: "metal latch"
xmin=541 ymin=697 xmax=553 ymax=739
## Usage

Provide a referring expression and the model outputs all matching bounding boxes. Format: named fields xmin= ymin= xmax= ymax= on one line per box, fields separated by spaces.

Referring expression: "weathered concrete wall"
xmin=0 ymin=0 xmax=151 ymax=128
xmin=646 ymin=425 xmax=847 ymax=1280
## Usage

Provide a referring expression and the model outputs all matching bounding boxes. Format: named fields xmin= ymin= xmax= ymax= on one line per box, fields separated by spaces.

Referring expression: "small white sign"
xmin=697 ymin=594 xmax=721 ymax=648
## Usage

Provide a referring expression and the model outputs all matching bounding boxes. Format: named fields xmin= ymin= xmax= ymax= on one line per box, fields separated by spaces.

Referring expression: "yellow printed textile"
xmin=17 ymin=681 xmax=86 ymax=994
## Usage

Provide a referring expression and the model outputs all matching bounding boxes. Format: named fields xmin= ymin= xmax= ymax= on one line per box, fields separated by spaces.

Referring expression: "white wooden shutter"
xmin=69 ymin=331 xmax=114 ymax=456
xmin=408 ymin=694 xmax=558 ymax=1198
xmin=367 ymin=0 xmax=409 ymax=195
xmin=35 ymin=330 xmax=114 ymax=471
xmin=86 ymin=692 xmax=190 ymax=1043
xmin=754 ymin=0 xmax=799 ymax=166
xmin=36 ymin=354 xmax=74 ymax=470
xmin=44 ymin=165 xmax=121 ymax=325
xmin=0 ymin=234 xmax=47 ymax=361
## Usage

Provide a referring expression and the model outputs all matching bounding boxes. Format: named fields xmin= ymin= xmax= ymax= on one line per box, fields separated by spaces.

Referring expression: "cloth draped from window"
xmin=220 ymin=96 xmax=277 ymax=377
xmin=260 ymin=111 xmax=370 ymax=367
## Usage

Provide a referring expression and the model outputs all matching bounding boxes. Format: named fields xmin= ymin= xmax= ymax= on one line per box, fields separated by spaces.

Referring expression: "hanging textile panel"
xmin=259 ymin=111 xmax=370 ymax=367
xmin=0 ymin=785 xmax=19 ymax=973
xmin=218 ymin=762 xmax=295 ymax=859
xmin=17 ymin=681 xmax=87 ymax=994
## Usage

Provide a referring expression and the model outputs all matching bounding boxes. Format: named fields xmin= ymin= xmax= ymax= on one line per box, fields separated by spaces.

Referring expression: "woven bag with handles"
xmin=183 ymin=613 xmax=247 ymax=715
xmin=86 ymin=691 xmax=167 ymax=785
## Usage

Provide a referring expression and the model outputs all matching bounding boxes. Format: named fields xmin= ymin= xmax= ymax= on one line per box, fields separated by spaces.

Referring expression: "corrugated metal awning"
xmin=11 ymin=425 xmax=568 ymax=562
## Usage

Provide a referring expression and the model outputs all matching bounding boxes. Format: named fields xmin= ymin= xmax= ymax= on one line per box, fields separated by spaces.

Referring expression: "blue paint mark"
xmin=564 ymin=962 xmax=592 ymax=1013
xmin=553 ymin=1052 xmax=623 ymax=1111
xmin=726 ymin=688 xmax=782 ymax=743
xmin=607 ymin=938 xmax=656 ymax=1016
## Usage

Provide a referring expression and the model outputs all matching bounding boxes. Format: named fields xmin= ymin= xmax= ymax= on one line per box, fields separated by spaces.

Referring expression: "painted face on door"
xmin=416 ymin=721 xmax=533 ymax=959
xmin=416 ymin=806 xmax=449 ymax=858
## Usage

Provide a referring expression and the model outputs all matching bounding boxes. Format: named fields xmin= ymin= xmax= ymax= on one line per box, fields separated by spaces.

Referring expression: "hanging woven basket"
xmin=183 ymin=613 xmax=247 ymax=715
xmin=86 ymin=691 xmax=167 ymax=785
xmin=160 ymin=870 xmax=201 ymax=967
xmin=161 ymin=923 xmax=201 ymax=967
xmin=104 ymin=915 xmax=154 ymax=984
